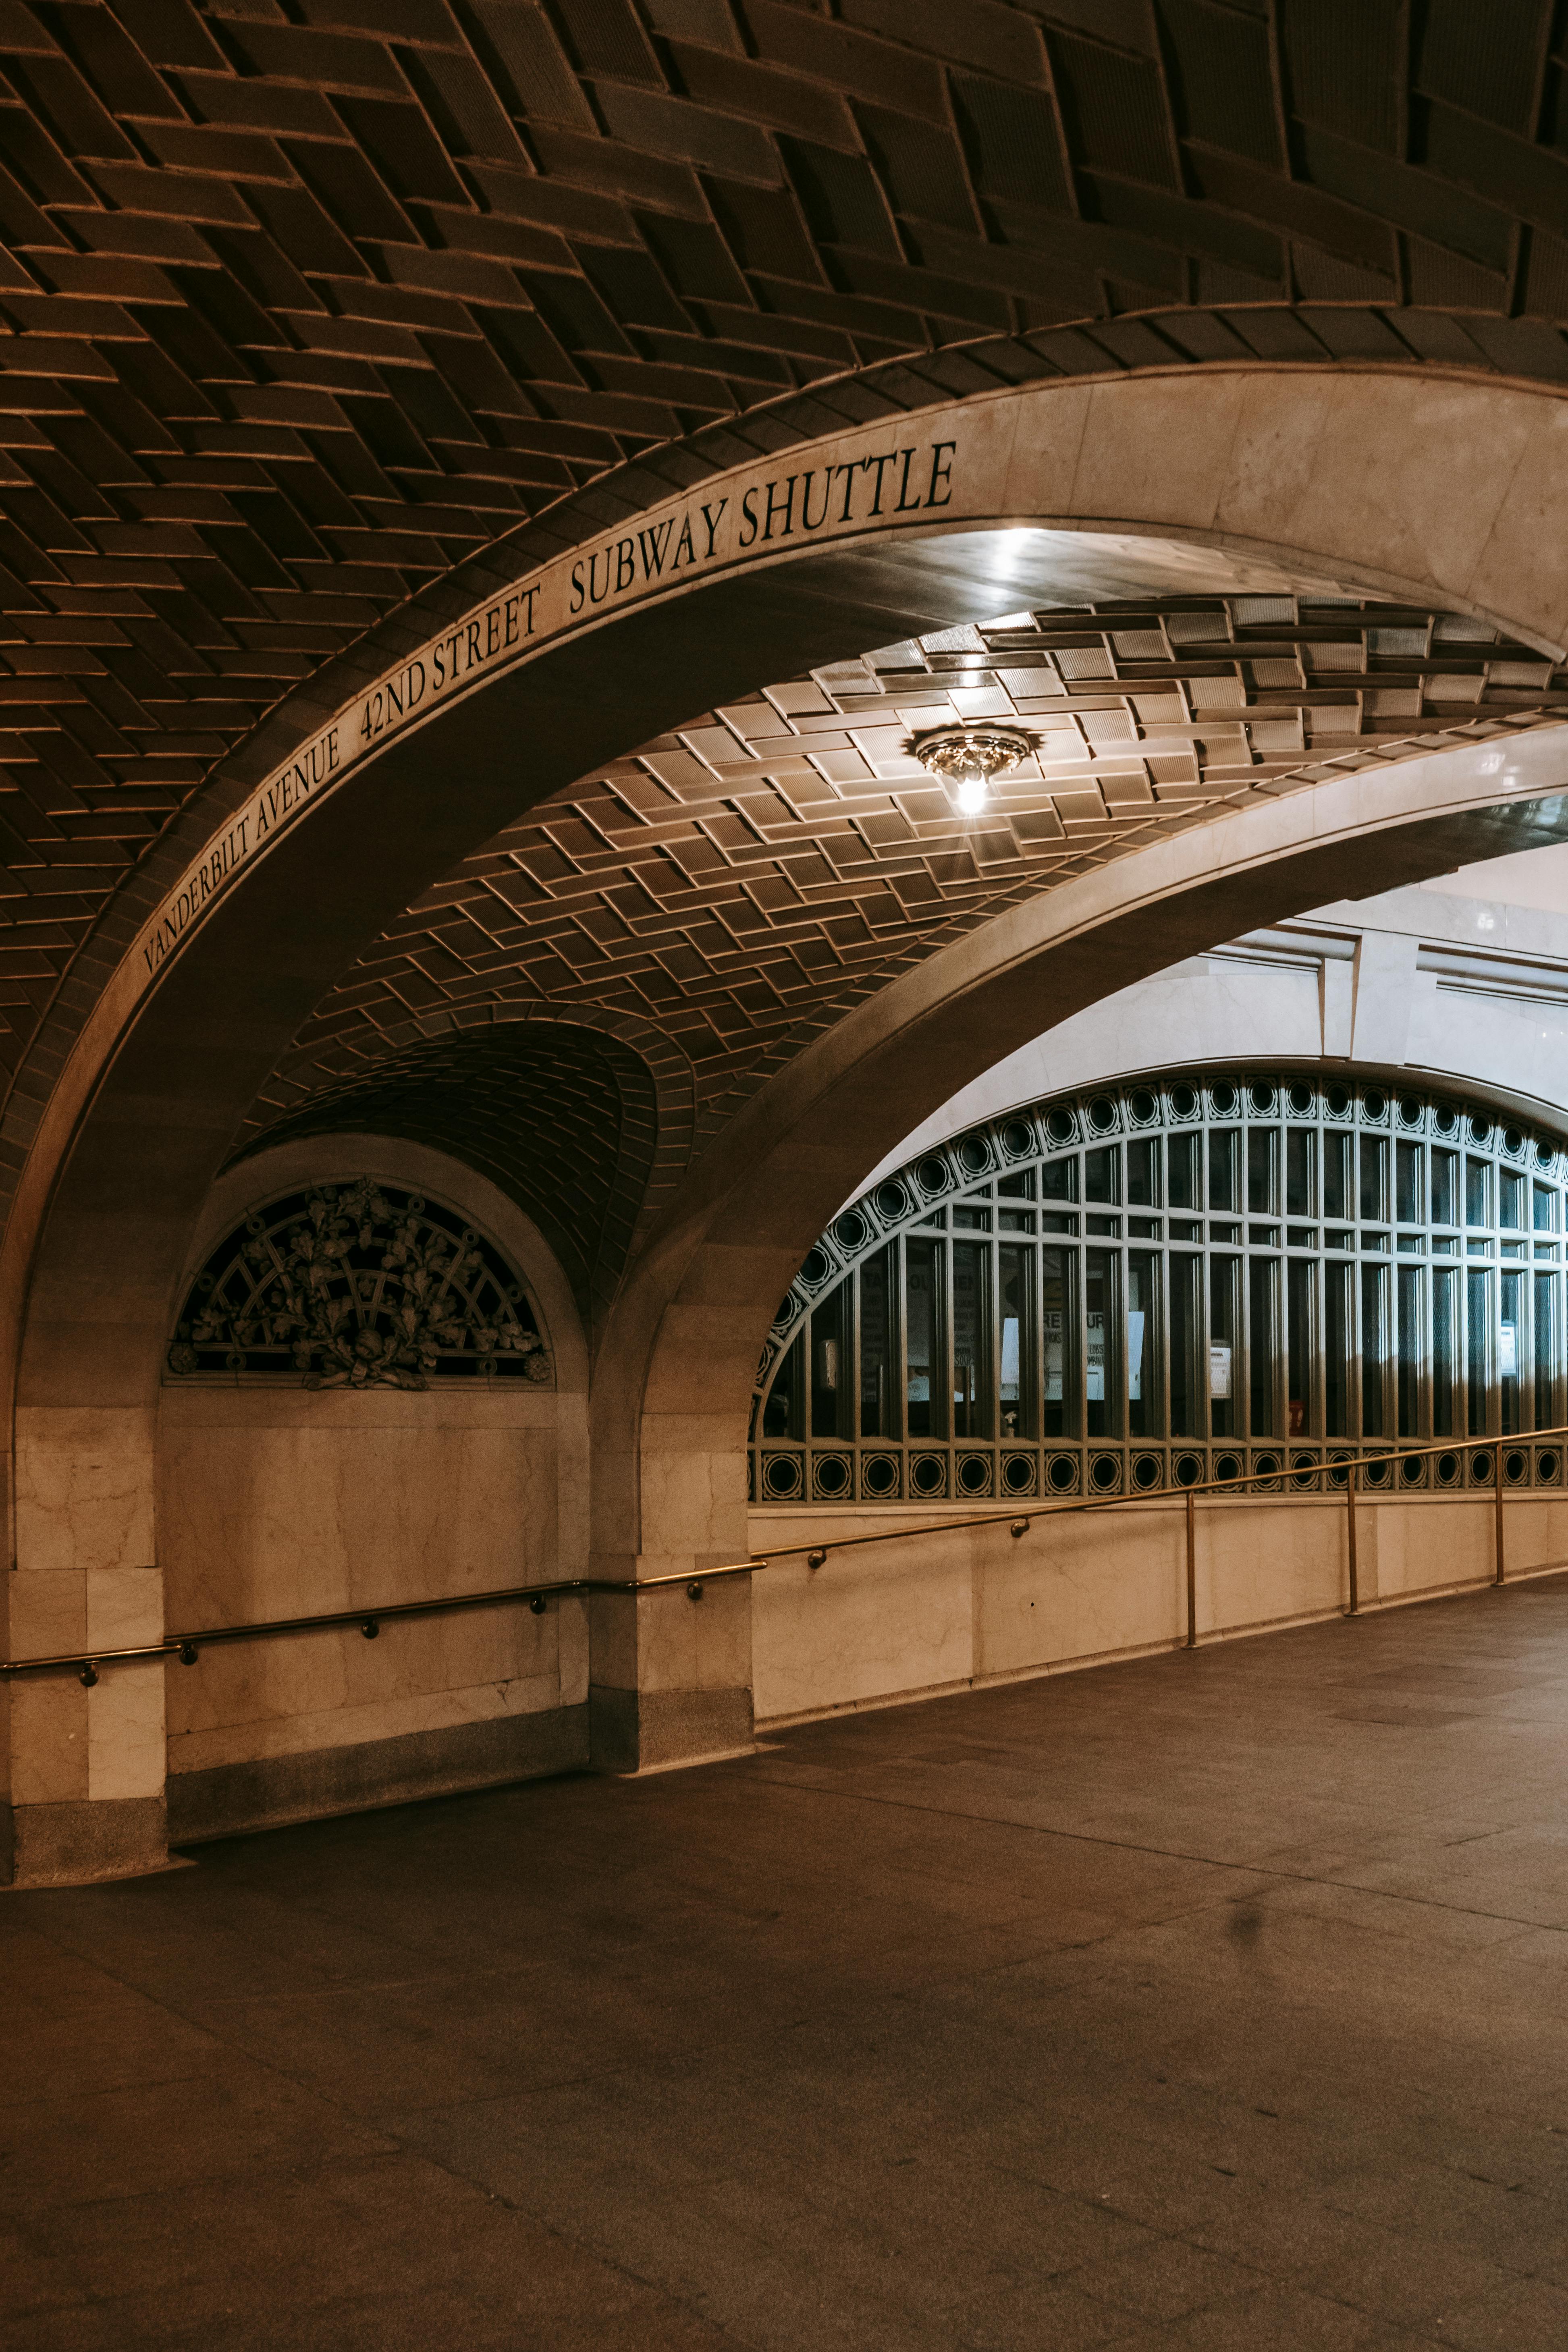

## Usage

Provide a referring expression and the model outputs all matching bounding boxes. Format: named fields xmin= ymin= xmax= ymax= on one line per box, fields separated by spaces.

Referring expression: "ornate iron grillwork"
xmin=752 ymin=1070 xmax=1568 ymax=1504
xmin=167 ymin=1179 xmax=550 ymax=1389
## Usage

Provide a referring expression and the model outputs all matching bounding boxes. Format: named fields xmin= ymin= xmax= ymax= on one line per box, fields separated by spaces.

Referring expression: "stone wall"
xmin=748 ymin=1494 xmax=1568 ymax=1726
xmin=158 ymin=1381 xmax=588 ymax=1841
xmin=154 ymin=1136 xmax=591 ymax=1843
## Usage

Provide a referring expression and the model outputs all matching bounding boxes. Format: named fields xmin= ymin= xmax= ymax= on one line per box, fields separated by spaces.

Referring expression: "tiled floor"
xmin=7 ymin=1581 xmax=1568 ymax=2348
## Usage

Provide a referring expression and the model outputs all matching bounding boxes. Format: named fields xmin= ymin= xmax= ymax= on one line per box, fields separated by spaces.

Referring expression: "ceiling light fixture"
xmin=911 ymin=724 xmax=1034 ymax=817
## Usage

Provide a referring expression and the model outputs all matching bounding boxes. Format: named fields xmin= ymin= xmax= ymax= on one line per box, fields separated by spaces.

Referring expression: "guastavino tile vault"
xmin=8 ymin=11 xmax=1568 ymax=2348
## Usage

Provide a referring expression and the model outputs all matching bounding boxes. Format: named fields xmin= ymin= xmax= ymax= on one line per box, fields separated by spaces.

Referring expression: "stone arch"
xmin=13 ymin=358 xmax=1568 ymax=1269
xmin=241 ymin=1005 xmax=699 ymax=1341
xmin=237 ymin=1027 xmax=655 ymax=1339
xmin=15 ymin=363 xmax=1568 ymax=1864
xmin=603 ymin=726 xmax=1568 ymax=1581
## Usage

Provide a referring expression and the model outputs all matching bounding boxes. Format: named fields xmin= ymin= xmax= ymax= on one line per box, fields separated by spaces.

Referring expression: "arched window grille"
xmin=751 ymin=1076 xmax=1568 ymax=1507
xmin=167 ymin=1179 xmax=551 ymax=1389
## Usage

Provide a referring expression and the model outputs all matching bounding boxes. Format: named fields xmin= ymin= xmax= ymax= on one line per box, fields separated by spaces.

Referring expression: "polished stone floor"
xmin=7 ymin=1582 xmax=1568 ymax=2350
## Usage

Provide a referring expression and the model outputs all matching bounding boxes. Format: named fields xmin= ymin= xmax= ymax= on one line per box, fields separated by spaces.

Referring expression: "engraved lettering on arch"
xmin=132 ymin=423 xmax=966 ymax=990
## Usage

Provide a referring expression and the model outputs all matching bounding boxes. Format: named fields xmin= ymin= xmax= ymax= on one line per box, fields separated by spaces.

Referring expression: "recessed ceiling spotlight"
xmin=910 ymin=724 xmax=1034 ymax=816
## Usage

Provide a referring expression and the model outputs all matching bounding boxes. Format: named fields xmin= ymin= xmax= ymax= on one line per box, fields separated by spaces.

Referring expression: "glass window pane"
xmin=1167 ymin=1131 xmax=1199 ymax=1210
xmin=1501 ymin=1268 xmax=1521 ymax=1435
xmin=1535 ymin=1272 xmax=1556 ymax=1430
xmin=1247 ymin=1129 xmax=1277 ymax=1214
xmin=1361 ymin=1262 xmax=1386 ymax=1437
xmin=1042 ymin=1247 xmax=1073 ymax=1437
xmin=905 ymin=1239 xmax=943 ymax=1439
xmin=1501 ymin=1171 xmax=1524 ymax=1231
xmin=1396 ymin=1141 xmax=1422 ymax=1225
xmin=1128 ymin=1252 xmax=1160 ymax=1438
xmin=952 ymin=1241 xmax=990 ymax=1438
xmin=1249 ymin=1256 xmax=1277 ymax=1435
xmin=1325 ymin=1262 xmax=1352 ymax=1438
xmin=1000 ymin=1244 xmax=1032 ymax=1439
xmin=1209 ymin=1255 xmax=1238 ymax=1437
xmin=762 ymin=1330 xmax=802 ymax=1440
xmin=1397 ymin=1264 xmax=1422 ymax=1438
xmin=1324 ymin=1132 xmax=1351 ymax=1221
xmin=1169 ymin=1254 xmax=1202 ymax=1437
xmin=1534 ymin=1182 xmax=1556 ymax=1233
xmin=1127 ymin=1137 xmax=1159 ymax=1206
xmin=1286 ymin=1128 xmax=1316 ymax=1217
xmin=1041 ymin=1155 xmax=1077 ymax=1201
xmin=811 ymin=1282 xmax=850 ymax=1439
xmin=1085 ymin=1145 xmax=1119 ymax=1204
xmin=1086 ymin=1250 xmax=1120 ymax=1438
xmin=1433 ymin=1266 xmax=1457 ymax=1438
xmin=1208 ymin=1129 xmax=1238 ymax=1212
xmin=859 ymin=1248 xmax=896 ymax=1438
xmin=1466 ymin=1157 xmax=1490 ymax=1229
xmin=1287 ymin=1258 xmax=1314 ymax=1435
xmin=1431 ymin=1147 xmax=1457 ymax=1225
xmin=1466 ymin=1267 xmax=1491 ymax=1434
xmin=1359 ymin=1136 xmax=1387 ymax=1223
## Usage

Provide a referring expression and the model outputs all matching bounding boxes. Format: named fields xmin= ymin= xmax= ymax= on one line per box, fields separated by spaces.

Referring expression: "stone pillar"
xmin=8 ymin=1405 xmax=167 ymax=1883
xmin=586 ymin=1250 xmax=758 ymax=1773
xmin=586 ymin=1578 xmax=753 ymax=1773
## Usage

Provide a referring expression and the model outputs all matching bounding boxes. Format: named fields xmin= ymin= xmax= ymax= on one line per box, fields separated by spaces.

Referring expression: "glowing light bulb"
xmin=908 ymin=723 xmax=1032 ymax=820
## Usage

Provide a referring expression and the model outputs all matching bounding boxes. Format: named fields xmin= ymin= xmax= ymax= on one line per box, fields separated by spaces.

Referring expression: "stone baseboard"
xmin=590 ymin=1682 xmax=754 ymax=1773
xmin=167 ymin=1703 xmax=590 ymax=1844
xmin=8 ymin=1795 xmax=169 ymax=1887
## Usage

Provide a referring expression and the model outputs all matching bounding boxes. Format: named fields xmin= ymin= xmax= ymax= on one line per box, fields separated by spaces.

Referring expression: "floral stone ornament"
xmin=167 ymin=1178 xmax=551 ymax=1389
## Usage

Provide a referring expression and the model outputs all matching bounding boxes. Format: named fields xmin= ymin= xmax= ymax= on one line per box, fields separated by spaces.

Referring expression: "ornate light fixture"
xmin=911 ymin=723 xmax=1034 ymax=815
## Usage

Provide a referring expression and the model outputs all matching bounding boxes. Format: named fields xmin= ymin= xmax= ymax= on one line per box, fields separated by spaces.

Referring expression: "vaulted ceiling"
xmin=255 ymin=592 xmax=1568 ymax=1137
xmin=9 ymin=0 xmax=1568 ymax=1198
xmin=236 ymin=585 xmax=1568 ymax=1303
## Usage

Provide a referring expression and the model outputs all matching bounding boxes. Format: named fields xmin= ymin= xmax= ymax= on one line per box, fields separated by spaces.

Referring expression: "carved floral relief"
xmin=168 ymin=1178 xmax=551 ymax=1389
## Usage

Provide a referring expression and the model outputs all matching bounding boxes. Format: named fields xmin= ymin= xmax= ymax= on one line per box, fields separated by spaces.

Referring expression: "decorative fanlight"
xmin=911 ymin=723 xmax=1034 ymax=815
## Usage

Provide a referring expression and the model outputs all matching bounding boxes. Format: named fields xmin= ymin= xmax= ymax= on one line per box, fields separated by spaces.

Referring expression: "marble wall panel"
xmin=10 ymin=1679 xmax=87 ymax=1805
xmin=748 ymin=1496 xmax=1564 ymax=1726
xmin=157 ymin=1383 xmax=574 ymax=1775
xmin=753 ymin=1547 xmax=971 ymax=1723
xmin=88 ymin=1660 xmax=165 ymax=1800
xmin=974 ymin=1511 xmax=1186 ymax=1681
xmin=158 ymin=1389 xmax=561 ymax=1623
xmin=633 ymin=1576 xmax=752 ymax=1698
xmin=15 ymin=1406 xmax=156 ymax=1577
xmin=635 ymin=1422 xmax=749 ymax=1574
xmin=1198 ymin=1499 xmax=1348 ymax=1630
xmin=1371 ymin=1497 xmax=1568 ymax=1600
xmin=167 ymin=1647 xmax=568 ymax=1776
xmin=10 ymin=1569 xmax=90 ymax=1659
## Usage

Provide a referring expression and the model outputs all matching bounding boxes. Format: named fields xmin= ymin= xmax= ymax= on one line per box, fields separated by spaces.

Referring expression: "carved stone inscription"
xmin=134 ymin=415 xmax=971 ymax=989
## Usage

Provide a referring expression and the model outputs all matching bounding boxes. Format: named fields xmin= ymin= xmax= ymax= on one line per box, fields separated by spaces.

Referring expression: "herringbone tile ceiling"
xmin=249 ymin=594 xmax=1568 ymax=1152
xmin=8 ymin=0 xmax=1568 ymax=1189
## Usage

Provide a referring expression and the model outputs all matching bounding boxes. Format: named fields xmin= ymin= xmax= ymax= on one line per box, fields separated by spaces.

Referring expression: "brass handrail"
xmin=5 ymin=1424 xmax=1561 ymax=1683
xmin=0 ymin=1562 xmax=758 ymax=1684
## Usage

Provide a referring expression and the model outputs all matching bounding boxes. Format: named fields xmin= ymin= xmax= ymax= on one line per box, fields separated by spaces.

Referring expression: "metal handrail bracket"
xmin=0 ymin=1562 xmax=758 ymax=1683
